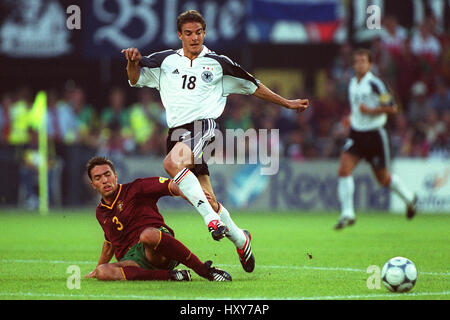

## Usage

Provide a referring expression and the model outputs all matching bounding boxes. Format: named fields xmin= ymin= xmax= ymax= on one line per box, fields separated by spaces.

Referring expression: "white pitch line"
xmin=1 ymin=259 xmax=450 ymax=277
xmin=1 ymin=259 xmax=95 ymax=265
xmin=217 ymin=264 xmax=450 ymax=277
xmin=0 ymin=291 xmax=449 ymax=300
xmin=295 ymin=290 xmax=450 ymax=300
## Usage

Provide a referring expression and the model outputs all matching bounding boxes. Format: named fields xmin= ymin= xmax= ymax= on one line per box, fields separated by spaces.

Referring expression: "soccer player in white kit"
xmin=121 ymin=10 xmax=309 ymax=272
xmin=334 ymin=48 xmax=417 ymax=230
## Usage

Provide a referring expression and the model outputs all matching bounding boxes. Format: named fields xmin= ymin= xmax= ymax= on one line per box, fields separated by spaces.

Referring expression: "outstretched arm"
xmin=253 ymin=82 xmax=309 ymax=112
xmin=85 ymin=241 xmax=115 ymax=278
xmin=207 ymin=53 xmax=309 ymax=112
xmin=121 ymin=47 xmax=142 ymax=85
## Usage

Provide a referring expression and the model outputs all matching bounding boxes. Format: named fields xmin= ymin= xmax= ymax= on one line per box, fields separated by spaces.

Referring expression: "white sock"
xmin=218 ymin=204 xmax=246 ymax=249
xmin=389 ymin=174 xmax=414 ymax=204
xmin=338 ymin=176 xmax=355 ymax=219
xmin=173 ymin=168 xmax=219 ymax=226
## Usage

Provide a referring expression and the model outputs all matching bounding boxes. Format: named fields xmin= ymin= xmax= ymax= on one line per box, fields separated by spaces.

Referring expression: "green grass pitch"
xmin=0 ymin=210 xmax=449 ymax=300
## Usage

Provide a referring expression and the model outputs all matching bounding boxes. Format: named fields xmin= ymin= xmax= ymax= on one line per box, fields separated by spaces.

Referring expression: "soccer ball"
xmin=381 ymin=257 xmax=417 ymax=293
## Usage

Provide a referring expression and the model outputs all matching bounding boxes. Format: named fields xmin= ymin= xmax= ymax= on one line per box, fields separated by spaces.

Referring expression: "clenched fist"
xmin=121 ymin=47 xmax=142 ymax=64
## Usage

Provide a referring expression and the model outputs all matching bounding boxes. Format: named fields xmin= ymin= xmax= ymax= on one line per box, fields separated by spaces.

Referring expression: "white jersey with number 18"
xmin=129 ymin=45 xmax=260 ymax=128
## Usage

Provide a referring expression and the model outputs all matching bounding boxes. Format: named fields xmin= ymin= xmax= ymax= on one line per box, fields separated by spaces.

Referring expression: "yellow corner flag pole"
xmin=31 ymin=91 xmax=48 ymax=215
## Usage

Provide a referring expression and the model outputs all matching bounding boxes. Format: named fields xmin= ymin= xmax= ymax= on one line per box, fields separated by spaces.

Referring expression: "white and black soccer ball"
xmin=381 ymin=257 xmax=417 ymax=293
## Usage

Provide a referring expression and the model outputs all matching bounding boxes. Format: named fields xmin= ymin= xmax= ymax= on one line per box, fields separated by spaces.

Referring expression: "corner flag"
xmin=30 ymin=91 xmax=48 ymax=215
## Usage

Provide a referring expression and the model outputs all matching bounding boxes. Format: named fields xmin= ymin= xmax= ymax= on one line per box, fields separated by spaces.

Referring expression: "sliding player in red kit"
xmin=85 ymin=156 xmax=231 ymax=282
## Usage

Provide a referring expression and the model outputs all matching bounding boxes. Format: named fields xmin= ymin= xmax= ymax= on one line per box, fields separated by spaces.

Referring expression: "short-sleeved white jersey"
xmin=348 ymin=71 xmax=394 ymax=131
xmin=129 ymin=45 xmax=259 ymax=128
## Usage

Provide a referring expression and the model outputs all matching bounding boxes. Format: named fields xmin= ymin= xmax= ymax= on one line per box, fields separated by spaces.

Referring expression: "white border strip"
xmin=0 ymin=291 xmax=449 ymax=300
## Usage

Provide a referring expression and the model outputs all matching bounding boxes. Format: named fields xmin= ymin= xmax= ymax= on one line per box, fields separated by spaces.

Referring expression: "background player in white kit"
xmin=121 ymin=10 xmax=309 ymax=272
xmin=335 ymin=48 xmax=417 ymax=230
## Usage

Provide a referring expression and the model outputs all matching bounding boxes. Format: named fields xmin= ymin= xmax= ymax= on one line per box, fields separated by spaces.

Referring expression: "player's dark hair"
xmin=86 ymin=156 xmax=116 ymax=180
xmin=177 ymin=10 xmax=206 ymax=33
xmin=353 ymin=48 xmax=372 ymax=63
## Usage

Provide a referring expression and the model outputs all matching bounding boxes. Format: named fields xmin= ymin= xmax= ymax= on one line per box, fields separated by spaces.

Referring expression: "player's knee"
xmin=377 ymin=174 xmax=391 ymax=187
xmin=96 ymin=264 xmax=124 ymax=281
xmin=163 ymin=156 xmax=176 ymax=174
xmin=139 ymin=228 xmax=160 ymax=246
xmin=338 ymin=167 xmax=351 ymax=177
xmin=95 ymin=264 xmax=111 ymax=281
xmin=163 ymin=155 xmax=187 ymax=176
xmin=338 ymin=162 xmax=350 ymax=177
xmin=164 ymin=145 xmax=194 ymax=174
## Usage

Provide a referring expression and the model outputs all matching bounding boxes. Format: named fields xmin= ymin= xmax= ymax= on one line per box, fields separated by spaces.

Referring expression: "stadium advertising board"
xmin=114 ymin=157 xmax=389 ymax=212
xmin=82 ymin=0 xmax=247 ymax=58
xmin=391 ymin=159 xmax=450 ymax=213
xmin=247 ymin=0 xmax=449 ymax=44
xmin=248 ymin=0 xmax=344 ymax=43
xmin=0 ymin=0 xmax=74 ymax=58
xmin=115 ymin=158 xmax=450 ymax=213
xmin=2 ymin=0 xmax=447 ymax=59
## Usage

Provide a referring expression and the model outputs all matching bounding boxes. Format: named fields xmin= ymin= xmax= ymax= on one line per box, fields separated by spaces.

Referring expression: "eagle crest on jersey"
xmin=201 ymin=70 xmax=213 ymax=83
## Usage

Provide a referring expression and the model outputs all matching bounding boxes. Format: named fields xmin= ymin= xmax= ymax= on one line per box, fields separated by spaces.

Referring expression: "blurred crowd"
xmin=279 ymin=14 xmax=450 ymax=160
xmin=325 ymin=15 xmax=449 ymax=160
xmin=0 ymin=16 xmax=449 ymax=164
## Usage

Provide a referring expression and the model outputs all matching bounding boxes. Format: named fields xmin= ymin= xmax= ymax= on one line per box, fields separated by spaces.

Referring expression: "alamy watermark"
xmin=366 ymin=265 xmax=381 ymax=289
xmin=366 ymin=5 xmax=381 ymax=30
xmin=170 ymin=125 xmax=280 ymax=176
xmin=65 ymin=4 xmax=384 ymax=31
xmin=66 ymin=265 xmax=81 ymax=290
xmin=66 ymin=5 xmax=81 ymax=30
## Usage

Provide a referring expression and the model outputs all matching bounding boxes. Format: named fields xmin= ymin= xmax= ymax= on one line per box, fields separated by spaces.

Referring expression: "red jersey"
xmin=95 ymin=177 xmax=175 ymax=261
